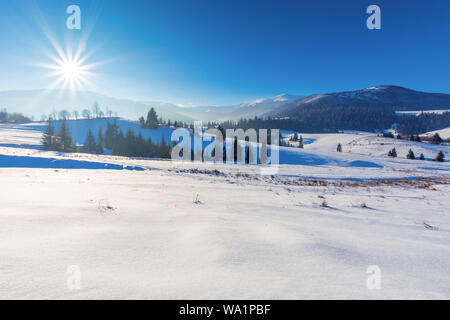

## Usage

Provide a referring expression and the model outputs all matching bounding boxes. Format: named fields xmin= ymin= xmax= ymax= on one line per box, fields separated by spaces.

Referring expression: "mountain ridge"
xmin=1 ymin=86 xmax=450 ymax=123
xmin=275 ymin=85 xmax=450 ymax=119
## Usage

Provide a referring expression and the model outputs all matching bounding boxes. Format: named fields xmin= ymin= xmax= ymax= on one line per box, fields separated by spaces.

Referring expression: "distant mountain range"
xmin=0 ymin=86 xmax=449 ymax=122
xmin=276 ymin=86 xmax=450 ymax=119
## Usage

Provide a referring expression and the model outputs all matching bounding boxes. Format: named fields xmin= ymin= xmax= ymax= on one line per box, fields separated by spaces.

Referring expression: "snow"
xmin=0 ymin=119 xmax=173 ymax=150
xmin=421 ymin=127 xmax=450 ymax=140
xmin=396 ymin=110 xmax=450 ymax=116
xmin=281 ymin=132 xmax=449 ymax=169
xmin=0 ymin=122 xmax=450 ymax=299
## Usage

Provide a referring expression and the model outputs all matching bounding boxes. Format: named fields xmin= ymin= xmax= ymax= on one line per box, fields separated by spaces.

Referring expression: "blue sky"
xmin=0 ymin=0 xmax=449 ymax=106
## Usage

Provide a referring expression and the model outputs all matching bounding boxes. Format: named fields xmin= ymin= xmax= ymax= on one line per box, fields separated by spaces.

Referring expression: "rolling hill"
xmin=275 ymin=86 xmax=450 ymax=118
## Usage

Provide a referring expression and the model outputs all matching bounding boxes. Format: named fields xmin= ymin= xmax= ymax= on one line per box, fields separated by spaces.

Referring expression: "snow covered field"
xmin=0 ymin=121 xmax=450 ymax=299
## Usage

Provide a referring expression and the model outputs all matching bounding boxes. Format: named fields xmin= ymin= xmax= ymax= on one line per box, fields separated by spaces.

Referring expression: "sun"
xmin=52 ymin=55 xmax=91 ymax=90
xmin=60 ymin=60 xmax=82 ymax=81
xmin=31 ymin=7 xmax=105 ymax=93
xmin=39 ymin=46 xmax=99 ymax=92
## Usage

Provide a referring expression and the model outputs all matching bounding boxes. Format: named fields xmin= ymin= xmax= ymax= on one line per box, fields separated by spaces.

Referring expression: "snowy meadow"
xmin=0 ymin=120 xmax=449 ymax=299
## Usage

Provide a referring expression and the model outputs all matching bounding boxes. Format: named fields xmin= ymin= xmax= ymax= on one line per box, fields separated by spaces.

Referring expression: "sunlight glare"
xmin=60 ymin=60 xmax=82 ymax=81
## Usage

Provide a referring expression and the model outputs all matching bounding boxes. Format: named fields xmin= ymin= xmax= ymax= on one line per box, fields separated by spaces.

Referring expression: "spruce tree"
xmin=112 ymin=130 xmax=125 ymax=156
xmin=145 ymin=108 xmax=159 ymax=129
xmin=139 ymin=116 xmax=145 ymax=128
xmin=105 ymin=120 xmax=118 ymax=150
xmin=407 ymin=149 xmax=415 ymax=160
xmin=41 ymin=120 xmax=56 ymax=151
xmin=136 ymin=133 xmax=145 ymax=157
xmin=146 ymin=138 xmax=155 ymax=158
xmin=435 ymin=150 xmax=445 ymax=162
xmin=392 ymin=148 xmax=397 ymax=157
xmin=388 ymin=148 xmax=397 ymax=158
xmin=159 ymin=136 xmax=171 ymax=159
xmin=56 ymin=120 xmax=76 ymax=152
xmin=432 ymin=133 xmax=443 ymax=145
xmin=81 ymin=129 xmax=97 ymax=154
xmin=419 ymin=153 xmax=425 ymax=160
xmin=299 ymin=135 xmax=304 ymax=148
xmin=96 ymin=128 xmax=104 ymax=154
xmin=125 ymin=130 xmax=136 ymax=156
xmin=337 ymin=143 xmax=342 ymax=152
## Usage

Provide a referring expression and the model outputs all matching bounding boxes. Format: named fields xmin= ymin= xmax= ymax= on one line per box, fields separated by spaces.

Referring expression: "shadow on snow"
xmin=0 ymin=154 xmax=144 ymax=171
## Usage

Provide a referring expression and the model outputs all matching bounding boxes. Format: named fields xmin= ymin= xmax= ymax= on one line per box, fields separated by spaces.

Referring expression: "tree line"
xmin=0 ymin=109 xmax=31 ymax=123
xmin=210 ymin=108 xmax=450 ymax=136
xmin=105 ymin=120 xmax=171 ymax=158
xmin=41 ymin=101 xmax=117 ymax=121
xmin=387 ymin=147 xmax=445 ymax=162
xmin=41 ymin=120 xmax=172 ymax=159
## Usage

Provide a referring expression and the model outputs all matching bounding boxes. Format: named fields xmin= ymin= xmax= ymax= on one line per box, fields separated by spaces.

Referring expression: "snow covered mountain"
xmin=1 ymin=86 xmax=449 ymax=124
xmin=0 ymin=89 xmax=197 ymax=123
xmin=186 ymin=94 xmax=302 ymax=121
xmin=276 ymin=86 xmax=450 ymax=118
xmin=0 ymin=89 xmax=300 ymax=123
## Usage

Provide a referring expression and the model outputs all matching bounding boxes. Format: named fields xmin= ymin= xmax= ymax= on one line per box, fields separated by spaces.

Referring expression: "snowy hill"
xmin=0 ymin=122 xmax=450 ymax=299
xmin=0 ymin=118 xmax=173 ymax=150
xmin=1 ymin=120 xmax=448 ymax=176
xmin=421 ymin=127 xmax=450 ymax=140
xmin=282 ymin=131 xmax=449 ymax=163
xmin=277 ymin=85 xmax=450 ymax=118
xmin=177 ymin=94 xmax=302 ymax=122
xmin=52 ymin=118 xmax=174 ymax=147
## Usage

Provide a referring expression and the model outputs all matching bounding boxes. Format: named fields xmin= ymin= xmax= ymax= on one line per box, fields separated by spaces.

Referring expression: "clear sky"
xmin=0 ymin=0 xmax=449 ymax=106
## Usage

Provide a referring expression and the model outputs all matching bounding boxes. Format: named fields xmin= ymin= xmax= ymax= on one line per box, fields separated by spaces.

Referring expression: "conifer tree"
xmin=136 ymin=133 xmax=145 ymax=157
xmin=337 ymin=143 xmax=342 ymax=152
xmin=432 ymin=133 xmax=443 ymax=145
xmin=419 ymin=153 xmax=425 ymax=160
xmin=81 ymin=129 xmax=97 ymax=154
xmin=145 ymin=108 xmax=159 ymax=129
xmin=159 ymin=136 xmax=171 ymax=159
xmin=407 ymin=149 xmax=415 ymax=160
xmin=388 ymin=148 xmax=397 ymax=158
xmin=105 ymin=120 xmax=119 ymax=150
xmin=112 ymin=130 xmax=125 ymax=156
xmin=299 ymin=135 xmax=304 ymax=148
xmin=56 ymin=120 xmax=76 ymax=152
xmin=146 ymin=138 xmax=155 ymax=158
xmin=125 ymin=130 xmax=136 ymax=156
xmin=41 ymin=120 xmax=56 ymax=151
xmin=139 ymin=116 xmax=145 ymax=128
xmin=435 ymin=150 xmax=445 ymax=162
xmin=96 ymin=128 xmax=104 ymax=154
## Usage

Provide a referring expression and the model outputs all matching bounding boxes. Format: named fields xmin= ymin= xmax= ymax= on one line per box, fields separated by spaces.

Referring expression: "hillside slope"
xmin=0 ymin=137 xmax=449 ymax=299
xmin=1 ymin=120 xmax=448 ymax=176
xmin=277 ymin=86 xmax=450 ymax=118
